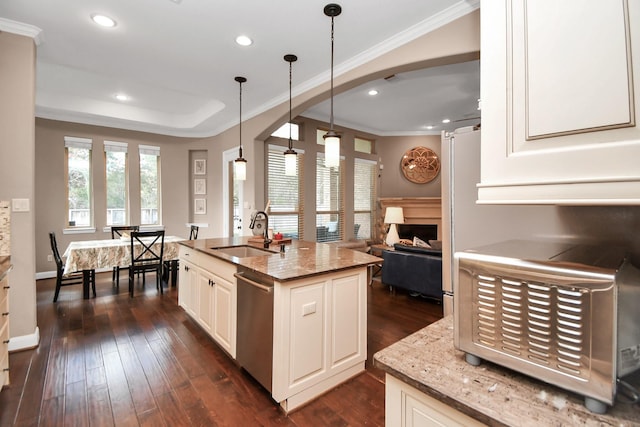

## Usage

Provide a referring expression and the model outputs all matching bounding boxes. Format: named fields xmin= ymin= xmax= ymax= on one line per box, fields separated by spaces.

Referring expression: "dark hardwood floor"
xmin=0 ymin=271 xmax=443 ymax=426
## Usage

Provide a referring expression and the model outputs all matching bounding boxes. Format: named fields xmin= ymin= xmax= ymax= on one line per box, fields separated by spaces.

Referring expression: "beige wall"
xmin=0 ymin=32 xmax=37 ymax=340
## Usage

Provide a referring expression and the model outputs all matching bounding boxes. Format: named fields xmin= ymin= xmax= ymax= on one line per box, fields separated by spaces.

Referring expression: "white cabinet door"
xmin=385 ymin=375 xmax=486 ymax=427
xmin=213 ymin=275 xmax=236 ymax=358
xmin=480 ymin=0 xmax=640 ymax=204
xmin=197 ymin=269 xmax=215 ymax=335
xmin=178 ymin=259 xmax=198 ymax=319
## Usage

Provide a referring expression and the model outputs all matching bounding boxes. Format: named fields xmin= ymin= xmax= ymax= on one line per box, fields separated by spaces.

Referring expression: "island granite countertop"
xmin=180 ymin=237 xmax=381 ymax=282
xmin=374 ymin=316 xmax=640 ymax=427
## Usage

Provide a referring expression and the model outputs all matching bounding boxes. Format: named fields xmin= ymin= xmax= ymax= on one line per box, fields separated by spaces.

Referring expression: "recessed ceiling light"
xmin=368 ymin=89 xmax=379 ymax=96
xmin=235 ymin=35 xmax=253 ymax=46
xmin=115 ymin=94 xmax=129 ymax=101
xmin=91 ymin=14 xmax=116 ymax=28
xmin=425 ymin=125 xmax=434 ymax=130
xmin=442 ymin=119 xmax=451 ymax=124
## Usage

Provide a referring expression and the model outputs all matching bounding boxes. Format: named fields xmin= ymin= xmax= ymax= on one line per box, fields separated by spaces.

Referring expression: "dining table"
xmin=63 ymin=235 xmax=184 ymax=298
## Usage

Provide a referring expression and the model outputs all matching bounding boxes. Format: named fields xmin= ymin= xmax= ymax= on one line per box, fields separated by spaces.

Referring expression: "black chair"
xmin=163 ymin=225 xmax=198 ymax=286
xmin=129 ymin=230 xmax=165 ymax=297
xmin=189 ymin=225 xmax=199 ymax=240
xmin=111 ymin=225 xmax=139 ymax=287
xmin=49 ymin=232 xmax=95 ymax=302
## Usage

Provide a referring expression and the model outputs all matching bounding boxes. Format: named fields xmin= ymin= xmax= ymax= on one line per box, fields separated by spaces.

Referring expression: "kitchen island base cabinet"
xmin=385 ymin=375 xmax=486 ymax=427
xmin=0 ymin=268 xmax=9 ymax=390
xmin=272 ymin=268 xmax=368 ymax=412
xmin=178 ymin=246 xmax=236 ymax=358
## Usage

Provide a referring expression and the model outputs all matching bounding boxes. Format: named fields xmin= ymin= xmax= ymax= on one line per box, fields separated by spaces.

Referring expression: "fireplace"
xmin=377 ymin=197 xmax=442 ymax=243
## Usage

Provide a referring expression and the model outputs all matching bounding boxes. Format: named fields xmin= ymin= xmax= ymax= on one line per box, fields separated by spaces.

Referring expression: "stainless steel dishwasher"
xmin=234 ymin=269 xmax=274 ymax=392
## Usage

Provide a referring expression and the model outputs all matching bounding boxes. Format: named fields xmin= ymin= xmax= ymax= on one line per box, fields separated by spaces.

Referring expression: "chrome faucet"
xmin=250 ymin=211 xmax=272 ymax=248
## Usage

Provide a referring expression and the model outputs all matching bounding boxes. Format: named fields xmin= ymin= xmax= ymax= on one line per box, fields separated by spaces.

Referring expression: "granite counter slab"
xmin=374 ymin=316 xmax=640 ymax=427
xmin=180 ymin=237 xmax=381 ymax=282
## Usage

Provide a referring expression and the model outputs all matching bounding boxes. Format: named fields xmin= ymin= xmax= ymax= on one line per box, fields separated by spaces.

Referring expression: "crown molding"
xmin=0 ymin=18 xmax=43 ymax=45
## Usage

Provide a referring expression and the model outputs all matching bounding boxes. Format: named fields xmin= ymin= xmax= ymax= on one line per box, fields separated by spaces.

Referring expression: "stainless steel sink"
xmin=211 ymin=245 xmax=275 ymax=258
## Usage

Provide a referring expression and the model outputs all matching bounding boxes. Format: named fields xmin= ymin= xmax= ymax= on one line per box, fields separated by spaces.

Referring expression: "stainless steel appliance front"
xmin=454 ymin=240 xmax=640 ymax=413
xmin=235 ymin=270 xmax=274 ymax=392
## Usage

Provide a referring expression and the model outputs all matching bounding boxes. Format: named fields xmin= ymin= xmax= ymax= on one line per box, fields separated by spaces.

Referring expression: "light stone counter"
xmin=374 ymin=316 xmax=640 ymax=427
xmin=180 ymin=237 xmax=381 ymax=282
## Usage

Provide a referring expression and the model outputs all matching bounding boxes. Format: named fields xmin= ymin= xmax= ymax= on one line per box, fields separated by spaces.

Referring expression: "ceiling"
xmin=0 ymin=0 xmax=480 ymax=138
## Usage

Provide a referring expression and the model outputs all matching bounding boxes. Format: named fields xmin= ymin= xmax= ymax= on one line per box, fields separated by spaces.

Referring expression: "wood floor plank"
xmin=102 ymin=350 xmax=138 ymax=426
xmin=117 ymin=342 xmax=158 ymax=415
xmin=154 ymin=391 xmax=192 ymax=427
xmin=38 ymin=396 xmax=64 ymax=427
xmin=147 ymin=338 xmax=189 ymax=390
xmin=42 ymin=337 xmax=67 ymax=400
xmin=128 ymin=334 xmax=172 ymax=397
xmin=65 ymin=330 xmax=86 ymax=385
xmin=87 ymin=384 xmax=114 ymax=427
xmin=63 ymin=380 xmax=88 ymax=427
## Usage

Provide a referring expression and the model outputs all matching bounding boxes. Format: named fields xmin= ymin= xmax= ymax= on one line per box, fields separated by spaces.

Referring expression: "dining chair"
xmin=129 ymin=230 xmax=165 ymax=297
xmin=189 ymin=225 xmax=199 ymax=240
xmin=49 ymin=232 xmax=96 ymax=302
xmin=111 ymin=225 xmax=139 ymax=287
xmin=163 ymin=225 xmax=198 ymax=286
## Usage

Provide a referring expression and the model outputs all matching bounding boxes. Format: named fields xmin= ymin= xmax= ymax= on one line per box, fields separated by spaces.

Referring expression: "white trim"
xmin=36 ymin=271 xmax=56 ymax=280
xmin=63 ymin=227 xmax=97 ymax=234
xmin=8 ymin=326 xmax=40 ymax=352
xmin=64 ymin=136 xmax=92 ymax=149
xmin=0 ymin=18 xmax=43 ymax=45
xmin=186 ymin=223 xmax=208 ymax=228
xmin=104 ymin=140 xmax=128 ymax=153
xmin=139 ymin=145 xmax=160 ymax=156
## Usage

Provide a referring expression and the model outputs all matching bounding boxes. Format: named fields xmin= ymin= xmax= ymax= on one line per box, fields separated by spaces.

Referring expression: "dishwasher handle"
xmin=234 ymin=272 xmax=273 ymax=293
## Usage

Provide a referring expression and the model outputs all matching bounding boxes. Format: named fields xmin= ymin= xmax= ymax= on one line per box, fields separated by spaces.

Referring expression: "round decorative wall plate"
xmin=400 ymin=146 xmax=440 ymax=184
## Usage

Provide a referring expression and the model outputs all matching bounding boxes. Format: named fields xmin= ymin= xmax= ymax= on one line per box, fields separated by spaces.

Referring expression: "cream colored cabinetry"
xmin=0 ymin=271 xmax=9 ymax=389
xmin=178 ymin=246 xmax=237 ymax=358
xmin=385 ymin=375 xmax=486 ymax=427
xmin=480 ymin=0 xmax=640 ymax=204
xmin=272 ymin=268 xmax=368 ymax=412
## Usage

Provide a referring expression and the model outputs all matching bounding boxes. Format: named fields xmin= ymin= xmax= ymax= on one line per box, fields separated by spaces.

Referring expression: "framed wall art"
xmin=194 ymin=198 xmax=206 ymax=214
xmin=194 ymin=159 xmax=206 ymax=175
xmin=194 ymin=178 xmax=206 ymax=195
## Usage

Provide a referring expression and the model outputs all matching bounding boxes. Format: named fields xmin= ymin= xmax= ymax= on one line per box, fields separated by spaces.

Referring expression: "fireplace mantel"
xmin=377 ymin=197 xmax=442 ymax=242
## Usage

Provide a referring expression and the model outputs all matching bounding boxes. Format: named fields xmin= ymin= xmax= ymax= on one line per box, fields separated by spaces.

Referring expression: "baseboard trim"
xmin=37 ymin=267 xmax=112 ymax=280
xmin=9 ymin=326 xmax=40 ymax=352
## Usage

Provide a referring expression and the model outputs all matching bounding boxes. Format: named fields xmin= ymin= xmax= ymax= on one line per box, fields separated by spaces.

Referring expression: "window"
xmin=139 ymin=145 xmax=160 ymax=225
xmin=267 ymin=145 xmax=304 ymax=239
xmin=65 ymin=136 xmax=93 ymax=227
xmin=271 ymin=122 xmax=300 ymax=140
xmin=316 ymin=154 xmax=343 ymax=242
xmin=354 ymin=137 xmax=373 ymax=154
xmin=104 ymin=141 xmax=128 ymax=226
xmin=354 ymin=158 xmax=377 ymax=240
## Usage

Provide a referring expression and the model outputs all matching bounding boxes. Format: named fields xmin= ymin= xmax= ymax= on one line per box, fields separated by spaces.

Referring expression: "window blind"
xmin=267 ymin=145 xmax=304 ymax=239
xmin=354 ymin=158 xmax=377 ymax=240
xmin=316 ymin=154 xmax=344 ymax=242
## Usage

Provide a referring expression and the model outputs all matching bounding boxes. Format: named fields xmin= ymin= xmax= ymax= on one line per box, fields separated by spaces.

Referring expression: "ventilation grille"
xmin=472 ymin=273 xmax=591 ymax=380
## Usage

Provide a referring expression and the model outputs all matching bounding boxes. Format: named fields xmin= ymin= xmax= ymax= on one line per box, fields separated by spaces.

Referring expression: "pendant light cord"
xmin=238 ymin=79 xmax=243 ymax=158
xmin=289 ymin=60 xmax=293 ymax=147
xmin=329 ymin=14 xmax=335 ymax=131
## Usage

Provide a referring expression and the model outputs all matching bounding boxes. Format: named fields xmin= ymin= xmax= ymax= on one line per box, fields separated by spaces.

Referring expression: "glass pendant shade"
xmin=235 ymin=157 xmax=247 ymax=181
xmin=323 ymin=131 xmax=340 ymax=168
xmin=284 ymin=148 xmax=297 ymax=176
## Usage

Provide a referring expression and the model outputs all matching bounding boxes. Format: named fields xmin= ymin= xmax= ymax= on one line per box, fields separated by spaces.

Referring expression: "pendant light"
xmin=234 ymin=76 xmax=247 ymax=181
xmin=323 ymin=3 xmax=341 ymax=168
xmin=283 ymin=54 xmax=298 ymax=176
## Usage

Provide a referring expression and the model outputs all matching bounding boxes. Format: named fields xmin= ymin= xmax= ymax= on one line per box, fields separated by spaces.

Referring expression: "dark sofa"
xmin=381 ymin=243 xmax=442 ymax=300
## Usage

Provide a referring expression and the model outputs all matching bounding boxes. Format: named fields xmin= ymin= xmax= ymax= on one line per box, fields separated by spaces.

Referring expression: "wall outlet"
xmin=47 ymin=255 xmax=53 ymax=262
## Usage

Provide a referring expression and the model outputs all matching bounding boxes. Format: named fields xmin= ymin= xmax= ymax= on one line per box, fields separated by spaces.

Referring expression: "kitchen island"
xmin=177 ymin=237 xmax=380 ymax=412
xmin=374 ymin=316 xmax=640 ymax=426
